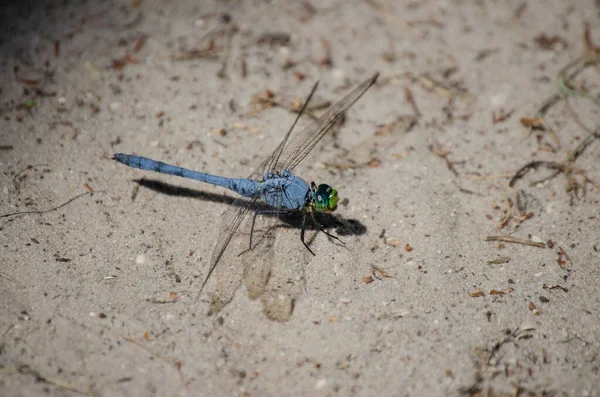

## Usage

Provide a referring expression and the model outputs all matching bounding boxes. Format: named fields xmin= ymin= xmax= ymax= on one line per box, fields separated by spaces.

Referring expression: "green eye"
xmin=313 ymin=184 xmax=338 ymax=212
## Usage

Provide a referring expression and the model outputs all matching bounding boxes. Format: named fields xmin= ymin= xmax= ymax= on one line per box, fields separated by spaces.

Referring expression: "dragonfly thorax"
xmin=310 ymin=182 xmax=338 ymax=213
xmin=260 ymin=170 xmax=311 ymax=211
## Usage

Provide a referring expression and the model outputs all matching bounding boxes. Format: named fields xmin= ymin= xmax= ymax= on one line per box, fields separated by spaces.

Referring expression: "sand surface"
xmin=1 ymin=1 xmax=600 ymax=396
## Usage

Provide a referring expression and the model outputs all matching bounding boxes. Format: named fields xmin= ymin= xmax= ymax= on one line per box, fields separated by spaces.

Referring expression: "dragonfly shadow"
xmin=274 ymin=211 xmax=367 ymax=239
xmin=136 ymin=178 xmax=239 ymax=206
xmin=135 ymin=178 xmax=367 ymax=238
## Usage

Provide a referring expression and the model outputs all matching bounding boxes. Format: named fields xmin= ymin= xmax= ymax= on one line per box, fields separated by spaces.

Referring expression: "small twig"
xmin=429 ymin=143 xmax=459 ymax=176
xmin=485 ymin=235 xmax=546 ymax=248
xmin=569 ymin=128 xmax=600 ymax=163
xmin=557 ymin=58 xmax=600 ymax=107
xmin=487 ymin=257 xmax=511 ymax=265
xmin=558 ymin=335 xmax=592 ymax=345
xmin=556 ymin=57 xmax=590 ymax=97
xmin=0 ymin=191 xmax=101 ymax=219
xmin=404 ymin=87 xmax=421 ymax=118
xmin=510 ymin=128 xmax=600 ymax=195
xmin=1 ymin=324 xmax=14 ymax=339
xmin=571 ymin=167 xmax=600 ymax=191
xmin=240 ymin=57 xmax=247 ymax=78
xmin=535 ymin=94 xmax=561 ymax=117
xmin=509 ymin=161 xmax=563 ymax=187
xmin=371 ymin=264 xmax=393 ymax=279
xmin=170 ymin=46 xmax=221 ymax=61
xmin=463 ymin=172 xmax=513 ymax=181
xmin=0 ymin=272 xmax=26 ymax=288
xmin=497 ymin=196 xmax=513 ymax=229
xmin=130 ymin=183 xmax=140 ymax=201
xmin=249 ymin=97 xmax=321 ymax=121
xmin=535 ymin=55 xmax=596 ymax=117
xmin=487 ymin=328 xmax=535 ymax=365
xmin=12 ymin=164 xmax=48 ymax=194
xmin=531 ymin=25 xmax=600 ymax=123
xmin=122 ymin=335 xmax=182 ymax=371
xmin=1 ymin=364 xmax=93 ymax=396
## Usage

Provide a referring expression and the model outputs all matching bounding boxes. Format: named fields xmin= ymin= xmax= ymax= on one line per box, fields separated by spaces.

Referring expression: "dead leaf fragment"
xmin=557 ymin=247 xmax=571 ymax=269
xmin=386 ymin=239 xmax=402 ymax=247
xmin=111 ymin=55 xmax=140 ymax=70
xmin=520 ymin=117 xmax=547 ymax=130
xmin=528 ymin=302 xmax=540 ymax=315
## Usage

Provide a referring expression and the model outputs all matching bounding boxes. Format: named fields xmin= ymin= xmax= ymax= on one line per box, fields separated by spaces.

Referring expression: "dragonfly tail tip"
xmin=111 ymin=153 xmax=126 ymax=163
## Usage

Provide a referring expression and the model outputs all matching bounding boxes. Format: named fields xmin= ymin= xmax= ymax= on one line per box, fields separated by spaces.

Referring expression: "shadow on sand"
xmin=135 ymin=178 xmax=367 ymax=239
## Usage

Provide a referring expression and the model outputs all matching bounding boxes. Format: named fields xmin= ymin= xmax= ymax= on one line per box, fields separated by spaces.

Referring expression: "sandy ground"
xmin=1 ymin=0 xmax=600 ymax=396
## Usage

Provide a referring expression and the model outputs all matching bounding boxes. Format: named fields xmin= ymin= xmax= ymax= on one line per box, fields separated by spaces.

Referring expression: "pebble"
xmin=315 ymin=379 xmax=327 ymax=390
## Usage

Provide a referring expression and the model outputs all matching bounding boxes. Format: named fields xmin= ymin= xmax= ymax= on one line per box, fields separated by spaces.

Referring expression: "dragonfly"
xmin=113 ymin=72 xmax=378 ymax=302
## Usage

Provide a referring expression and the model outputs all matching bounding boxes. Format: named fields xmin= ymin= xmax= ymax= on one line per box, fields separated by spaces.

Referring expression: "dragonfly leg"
xmin=300 ymin=214 xmax=316 ymax=256
xmin=248 ymin=211 xmax=259 ymax=250
xmin=236 ymin=211 xmax=261 ymax=257
xmin=237 ymin=209 xmax=279 ymax=257
xmin=310 ymin=212 xmax=345 ymax=245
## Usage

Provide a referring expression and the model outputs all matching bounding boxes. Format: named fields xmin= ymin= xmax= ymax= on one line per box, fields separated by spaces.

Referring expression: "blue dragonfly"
xmin=113 ymin=72 xmax=378 ymax=301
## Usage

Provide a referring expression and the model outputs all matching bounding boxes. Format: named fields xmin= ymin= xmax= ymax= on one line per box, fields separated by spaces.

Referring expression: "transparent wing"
xmin=247 ymin=73 xmax=377 ymax=179
xmin=207 ymin=199 xmax=280 ymax=315
xmin=274 ymin=73 xmax=378 ymax=173
xmin=239 ymin=207 xmax=307 ymax=321
xmin=248 ymin=81 xmax=321 ymax=181
xmin=241 ymin=212 xmax=277 ymax=300
xmin=196 ymin=192 xmax=260 ymax=302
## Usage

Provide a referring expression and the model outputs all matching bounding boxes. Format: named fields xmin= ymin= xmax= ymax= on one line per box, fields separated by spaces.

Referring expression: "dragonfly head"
xmin=311 ymin=182 xmax=338 ymax=213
